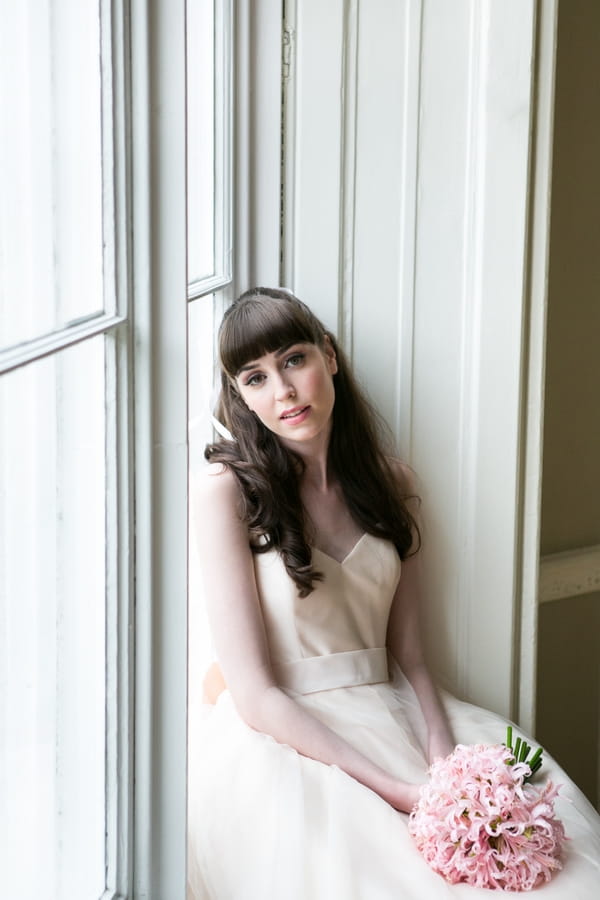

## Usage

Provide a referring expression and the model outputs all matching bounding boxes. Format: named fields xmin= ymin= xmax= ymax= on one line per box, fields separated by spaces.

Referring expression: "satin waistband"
xmin=273 ymin=647 xmax=389 ymax=695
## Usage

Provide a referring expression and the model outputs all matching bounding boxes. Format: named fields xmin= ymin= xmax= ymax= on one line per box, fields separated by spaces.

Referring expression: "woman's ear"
xmin=323 ymin=334 xmax=338 ymax=375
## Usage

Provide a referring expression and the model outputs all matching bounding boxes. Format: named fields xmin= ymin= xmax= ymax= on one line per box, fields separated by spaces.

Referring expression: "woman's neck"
xmin=301 ymin=454 xmax=332 ymax=493
xmin=281 ymin=421 xmax=333 ymax=491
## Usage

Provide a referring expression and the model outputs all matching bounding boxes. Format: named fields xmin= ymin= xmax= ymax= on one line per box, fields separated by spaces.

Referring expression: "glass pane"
xmin=187 ymin=0 xmax=216 ymax=285
xmin=0 ymin=336 xmax=106 ymax=899
xmin=0 ymin=1 xmax=104 ymax=350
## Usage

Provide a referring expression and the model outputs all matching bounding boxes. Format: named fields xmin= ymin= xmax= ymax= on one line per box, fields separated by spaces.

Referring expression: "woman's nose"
xmin=273 ymin=372 xmax=295 ymax=400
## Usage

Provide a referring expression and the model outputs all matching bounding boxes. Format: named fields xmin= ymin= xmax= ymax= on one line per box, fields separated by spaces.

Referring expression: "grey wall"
xmin=536 ymin=0 xmax=600 ymax=808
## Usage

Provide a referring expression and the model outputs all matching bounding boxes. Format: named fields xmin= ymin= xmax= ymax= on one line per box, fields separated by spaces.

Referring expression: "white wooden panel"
xmin=352 ymin=0 xmax=422 ymax=437
xmin=285 ymin=0 xmax=344 ymax=332
xmin=248 ymin=0 xmax=282 ymax=288
xmin=412 ymin=0 xmax=536 ymax=717
xmin=234 ymin=0 xmax=282 ymax=293
xmin=411 ymin=0 xmax=481 ymax=700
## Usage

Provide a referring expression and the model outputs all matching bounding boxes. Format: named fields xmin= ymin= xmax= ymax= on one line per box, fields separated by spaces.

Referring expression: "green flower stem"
xmin=529 ymin=746 xmax=543 ymax=770
xmin=514 ymin=736 xmax=522 ymax=762
xmin=503 ymin=727 xmax=544 ymax=782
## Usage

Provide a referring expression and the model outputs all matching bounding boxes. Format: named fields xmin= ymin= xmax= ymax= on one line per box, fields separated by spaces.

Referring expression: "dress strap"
xmin=272 ymin=648 xmax=389 ymax=695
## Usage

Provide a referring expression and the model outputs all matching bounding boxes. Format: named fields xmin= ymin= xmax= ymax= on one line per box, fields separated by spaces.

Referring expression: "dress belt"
xmin=273 ymin=647 xmax=389 ymax=695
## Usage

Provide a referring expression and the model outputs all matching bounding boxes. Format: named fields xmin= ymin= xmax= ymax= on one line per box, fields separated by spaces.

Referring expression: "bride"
xmin=187 ymin=287 xmax=600 ymax=899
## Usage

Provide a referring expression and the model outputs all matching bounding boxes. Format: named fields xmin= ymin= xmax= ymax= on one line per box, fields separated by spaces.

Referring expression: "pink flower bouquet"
xmin=408 ymin=730 xmax=566 ymax=891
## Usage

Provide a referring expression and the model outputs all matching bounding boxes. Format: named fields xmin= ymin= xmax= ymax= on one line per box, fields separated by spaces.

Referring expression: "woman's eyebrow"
xmin=237 ymin=344 xmax=298 ymax=375
xmin=274 ymin=342 xmax=296 ymax=357
xmin=237 ymin=360 xmax=259 ymax=374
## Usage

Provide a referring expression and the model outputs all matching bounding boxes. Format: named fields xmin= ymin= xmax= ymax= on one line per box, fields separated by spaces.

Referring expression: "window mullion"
xmin=104 ymin=324 xmax=135 ymax=898
xmin=103 ymin=0 xmax=135 ymax=893
xmin=131 ymin=0 xmax=188 ymax=896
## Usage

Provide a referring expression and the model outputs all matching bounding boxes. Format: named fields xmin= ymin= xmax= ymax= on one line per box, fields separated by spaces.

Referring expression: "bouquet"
xmin=408 ymin=728 xmax=566 ymax=891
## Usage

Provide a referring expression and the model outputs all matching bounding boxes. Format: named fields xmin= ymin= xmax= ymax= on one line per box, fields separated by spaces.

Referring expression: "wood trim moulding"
xmin=515 ymin=0 xmax=559 ymax=734
xmin=395 ymin=0 xmax=423 ymax=456
xmin=337 ymin=0 xmax=359 ymax=357
xmin=539 ymin=545 xmax=600 ymax=604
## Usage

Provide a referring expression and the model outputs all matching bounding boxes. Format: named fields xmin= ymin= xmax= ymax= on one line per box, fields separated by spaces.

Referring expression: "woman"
xmin=188 ymin=288 xmax=600 ymax=899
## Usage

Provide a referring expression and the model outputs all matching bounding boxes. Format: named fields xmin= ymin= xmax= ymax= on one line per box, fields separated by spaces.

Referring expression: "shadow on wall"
xmin=537 ymin=595 xmax=600 ymax=808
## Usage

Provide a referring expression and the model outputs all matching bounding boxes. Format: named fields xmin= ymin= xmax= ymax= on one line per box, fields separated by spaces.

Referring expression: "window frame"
xmin=129 ymin=0 xmax=188 ymax=896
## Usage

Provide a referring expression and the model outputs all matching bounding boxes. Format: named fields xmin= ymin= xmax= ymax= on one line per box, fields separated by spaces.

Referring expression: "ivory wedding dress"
xmin=187 ymin=534 xmax=600 ymax=898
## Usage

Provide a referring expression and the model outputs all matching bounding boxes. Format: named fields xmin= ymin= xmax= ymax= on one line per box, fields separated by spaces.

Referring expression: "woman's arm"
xmin=386 ymin=463 xmax=455 ymax=763
xmin=386 ymin=551 xmax=455 ymax=763
xmin=191 ymin=464 xmax=421 ymax=812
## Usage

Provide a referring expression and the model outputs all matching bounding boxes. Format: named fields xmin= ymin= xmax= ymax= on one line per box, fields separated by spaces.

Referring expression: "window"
xmin=0 ymin=3 xmax=131 ymax=897
xmin=187 ymin=0 xmax=233 ymax=457
xmin=0 ymin=1 xmax=283 ymax=894
xmin=0 ymin=338 xmax=108 ymax=897
xmin=187 ymin=0 xmax=232 ymax=298
xmin=0 ymin=2 xmax=105 ymax=351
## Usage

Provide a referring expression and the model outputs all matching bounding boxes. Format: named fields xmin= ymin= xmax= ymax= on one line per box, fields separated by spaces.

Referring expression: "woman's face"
xmin=234 ymin=339 xmax=338 ymax=452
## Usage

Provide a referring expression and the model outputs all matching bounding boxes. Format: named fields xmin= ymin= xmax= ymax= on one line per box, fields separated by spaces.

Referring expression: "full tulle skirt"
xmin=187 ymin=664 xmax=600 ymax=899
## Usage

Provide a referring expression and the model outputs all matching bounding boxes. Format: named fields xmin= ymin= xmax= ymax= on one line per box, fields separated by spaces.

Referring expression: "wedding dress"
xmin=187 ymin=534 xmax=600 ymax=898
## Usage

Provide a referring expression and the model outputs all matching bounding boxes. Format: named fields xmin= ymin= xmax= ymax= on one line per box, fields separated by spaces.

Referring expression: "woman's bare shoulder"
xmin=190 ymin=463 xmax=243 ymax=520
xmin=193 ymin=461 xmax=236 ymax=491
xmin=190 ymin=463 xmax=254 ymax=565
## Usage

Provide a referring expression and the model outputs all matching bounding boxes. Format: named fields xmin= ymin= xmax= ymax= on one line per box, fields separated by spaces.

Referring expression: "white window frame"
xmin=129 ymin=1 xmax=188 ymax=896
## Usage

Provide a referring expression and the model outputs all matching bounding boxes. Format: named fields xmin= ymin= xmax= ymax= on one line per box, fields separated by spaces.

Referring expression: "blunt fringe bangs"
xmin=219 ymin=287 xmax=326 ymax=378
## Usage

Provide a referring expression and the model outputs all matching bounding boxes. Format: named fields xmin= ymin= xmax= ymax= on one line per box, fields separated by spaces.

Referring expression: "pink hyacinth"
xmin=408 ymin=743 xmax=566 ymax=891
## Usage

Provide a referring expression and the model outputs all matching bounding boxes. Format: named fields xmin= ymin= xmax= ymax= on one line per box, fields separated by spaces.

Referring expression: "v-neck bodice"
xmin=254 ymin=534 xmax=401 ymax=694
xmin=311 ymin=531 xmax=368 ymax=566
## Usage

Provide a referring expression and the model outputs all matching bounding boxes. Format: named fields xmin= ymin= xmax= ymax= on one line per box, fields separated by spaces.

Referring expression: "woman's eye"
xmin=246 ymin=372 xmax=265 ymax=387
xmin=285 ymin=353 xmax=304 ymax=368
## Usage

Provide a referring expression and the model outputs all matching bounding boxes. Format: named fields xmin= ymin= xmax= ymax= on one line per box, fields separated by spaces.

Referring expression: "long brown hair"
xmin=205 ymin=287 xmax=419 ymax=595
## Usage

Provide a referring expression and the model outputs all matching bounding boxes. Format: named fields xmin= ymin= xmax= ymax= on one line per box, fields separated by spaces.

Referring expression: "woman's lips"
xmin=280 ymin=405 xmax=310 ymax=423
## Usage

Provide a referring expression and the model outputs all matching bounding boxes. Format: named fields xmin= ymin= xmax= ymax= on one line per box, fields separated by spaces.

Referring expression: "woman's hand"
xmin=378 ymin=776 xmax=423 ymax=813
xmin=427 ymin=730 xmax=455 ymax=765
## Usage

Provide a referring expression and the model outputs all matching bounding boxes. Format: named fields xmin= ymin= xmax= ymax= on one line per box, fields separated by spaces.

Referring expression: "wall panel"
xmin=283 ymin=0 xmax=544 ymax=720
